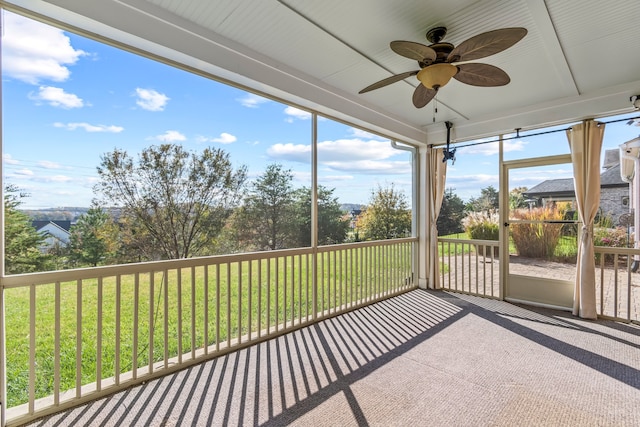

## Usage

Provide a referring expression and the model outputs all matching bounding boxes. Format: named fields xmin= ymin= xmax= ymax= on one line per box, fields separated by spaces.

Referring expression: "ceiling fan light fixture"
xmin=417 ymin=63 xmax=457 ymax=90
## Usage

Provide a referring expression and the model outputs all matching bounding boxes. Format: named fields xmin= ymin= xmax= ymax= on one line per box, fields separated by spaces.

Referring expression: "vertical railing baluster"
xmin=238 ymin=261 xmax=242 ymax=344
xmin=308 ymin=253 xmax=312 ymax=320
xmin=54 ymin=281 xmax=60 ymax=404
xmin=320 ymin=251 xmax=325 ymax=315
xmin=258 ymin=259 xmax=262 ymax=338
xmin=115 ymin=275 xmax=121 ymax=385
xmin=133 ymin=273 xmax=139 ymax=379
xmin=448 ymin=242 xmax=452 ymax=290
xmin=358 ymin=246 xmax=362 ymax=302
xmin=192 ymin=266 xmax=197 ymax=359
xmin=177 ymin=268 xmax=182 ymax=364
xmin=614 ymin=255 xmax=619 ymax=319
xmin=475 ymin=246 xmax=479 ymax=295
xmin=29 ymin=284 xmax=36 ymax=414
xmin=627 ymin=259 xmax=632 ymax=322
xmin=97 ymin=277 xmax=103 ymax=391
xmin=468 ymin=245 xmax=472 ymax=293
xmin=490 ymin=245 xmax=495 ymax=297
xmin=266 ymin=258 xmax=271 ymax=335
xmin=291 ymin=255 xmax=295 ymax=326
xmin=337 ymin=250 xmax=342 ymax=311
xmin=149 ymin=273 xmax=155 ymax=374
xmin=248 ymin=260 xmax=253 ymax=341
xmin=76 ymin=279 xmax=82 ymax=398
xmin=275 ymin=257 xmax=279 ymax=332
xmin=332 ymin=250 xmax=337 ymax=313
xmin=460 ymin=244 xmax=464 ymax=292
xmin=216 ymin=264 xmax=221 ymax=351
xmin=226 ymin=263 xmax=231 ymax=348
xmin=350 ymin=247 xmax=354 ymax=306
xmin=376 ymin=245 xmax=380 ymax=297
xmin=163 ymin=270 xmax=169 ymax=369
xmin=385 ymin=243 xmax=390 ymax=295
xmin=298 ymin=254 xmax=302 ymax=324
xmin=203 ymin=265 xmax=208 ymax=354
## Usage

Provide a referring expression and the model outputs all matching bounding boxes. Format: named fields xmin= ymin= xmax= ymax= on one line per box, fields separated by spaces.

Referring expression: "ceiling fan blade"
xmin=359 ymin=70 xmax=419 ymax=94
xmin=447 ymin=27 xmax=527 ymax=62
xmin=390 ymin=41 xmax=437 ymax=63
xmin=453 ymin=63 xmax=510 ymax=86
xmin=412 ymin=84 xmax=437 ymax=108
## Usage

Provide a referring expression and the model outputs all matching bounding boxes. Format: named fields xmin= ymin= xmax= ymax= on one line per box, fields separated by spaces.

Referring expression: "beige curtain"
xmin=428 ymin=147 xmax=447 ymax=289
xmin=567 ymin=119 xmax=605 ymax=319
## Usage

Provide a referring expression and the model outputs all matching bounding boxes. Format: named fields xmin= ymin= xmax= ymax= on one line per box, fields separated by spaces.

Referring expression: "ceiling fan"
xmin=359 ymin=26 xmax=527 ymax=108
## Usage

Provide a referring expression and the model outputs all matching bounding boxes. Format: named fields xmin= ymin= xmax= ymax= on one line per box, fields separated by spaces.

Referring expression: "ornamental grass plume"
xmin=510 ymin=205 xmax=562 ymax=258
xmin=462 ymin=209 xmax=499 ymax=241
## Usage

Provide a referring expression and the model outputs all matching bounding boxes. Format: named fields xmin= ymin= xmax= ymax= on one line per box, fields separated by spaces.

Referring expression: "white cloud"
xmin=348 ymin=128 xmax=387 ymax=141
xmin=284 ymin=106 xmax=311 ymax=122
xmin=268 ymin=138 xmax=399 ymax=163
xmin=267 ymin=138 xmax=410 ymax=174
xmin=213 ymin=133 xmax=237 ymax=144
xmin=44 ymin=175 xmax=73 ymax=183
xmin=2 ymin=12 xmax=87 ymax=84
xmin=151 ymin=130 xmax=186 ymax=142
xmin=38 ymin=160 xmax=62 ymax=169
xmin=54 ymin=122 xmax=124 ymax=133
xmin=196 ymin=132 xmax=237 ymax=144
xmin=15 ymin=168 xmax=34 ymax=176
xmin=3 ymin=154 xmax=20 ymax=165
xmin=238 ymin=93 xmax=268 ymax=108
xmin=319 ymin=174 xmax=354 ymax=183
xmin=135 ymin=88 xmax=169 ymax=111
xmin=459 ymin=140 xmax=527 ymax=156
xmin=323 ymin=160 xmax=411 ymax=175
xmin=30 ymin=86 xmax=84 ymax=108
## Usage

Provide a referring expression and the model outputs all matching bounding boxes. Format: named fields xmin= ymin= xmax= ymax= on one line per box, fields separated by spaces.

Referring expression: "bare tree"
xmin=96 ymin=144 xmax=246 ymax=260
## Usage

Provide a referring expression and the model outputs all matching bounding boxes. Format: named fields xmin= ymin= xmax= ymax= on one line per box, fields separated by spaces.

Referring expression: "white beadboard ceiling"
xmin=6 ymin=0 xmax=640 ymax=145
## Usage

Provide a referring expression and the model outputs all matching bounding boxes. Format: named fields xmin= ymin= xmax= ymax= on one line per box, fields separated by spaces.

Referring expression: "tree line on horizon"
xmin=5 ymin=144 xmax=411 ymax=274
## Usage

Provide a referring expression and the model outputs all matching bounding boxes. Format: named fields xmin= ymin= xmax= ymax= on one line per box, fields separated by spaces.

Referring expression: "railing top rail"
xmin=437 ymin=237 xmax=499 ymax=246
xmin=594 ymin=246 xmax=640 ymax=255
xmin=1 ymin=237 xmax=417 ymax=288
xmin=318 ymin=237 xmax=417 ymax=251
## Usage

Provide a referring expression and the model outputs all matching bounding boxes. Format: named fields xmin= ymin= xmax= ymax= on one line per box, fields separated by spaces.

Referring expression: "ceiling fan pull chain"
xmin=433 ymin=95 xmax=438 ymax=122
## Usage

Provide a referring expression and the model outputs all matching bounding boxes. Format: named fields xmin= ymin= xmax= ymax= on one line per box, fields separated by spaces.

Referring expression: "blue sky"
xmin=2 ymin=11 xmax=639 ymax=210
xmin=1 ymin=11 xmax=411 ymax=209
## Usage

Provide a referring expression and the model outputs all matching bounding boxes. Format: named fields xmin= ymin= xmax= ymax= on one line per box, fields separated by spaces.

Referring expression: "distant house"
xmin=31 ymin=220 xmax=72 ymax=253
xmin=524 ymin=150 xmax=630 ymax=225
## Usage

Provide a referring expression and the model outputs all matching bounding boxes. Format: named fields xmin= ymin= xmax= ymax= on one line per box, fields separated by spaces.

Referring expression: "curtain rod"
xmin=439 ymin=115 xmax=640 ymax=149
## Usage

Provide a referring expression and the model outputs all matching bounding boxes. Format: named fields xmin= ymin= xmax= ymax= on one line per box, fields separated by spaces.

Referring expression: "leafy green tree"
xmin=467 ymin=185 xmax=500 ymax=212
xmin=509 ymin=186 xmax=529 ymax=210
xmin=437 ymin=188 xmax=466 ymax=235
xmin=358 ymin=184 xmax=411 ymax=240
xmin=68 ymin=203 xmax=120 ymax=267
xmin=95 ymin=144 xmax=247 ymax=260
xmin=4 ymin=185 xmax=51 ymax=274
xmin=238 ymin=163 xmax=296 ymax=250
xmin=292 ymin=185 xmax=350 ymax=246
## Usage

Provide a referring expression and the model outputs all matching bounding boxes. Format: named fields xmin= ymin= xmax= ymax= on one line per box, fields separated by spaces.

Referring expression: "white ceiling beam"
xmin=525 ymin=0 xmax=579 ymax=96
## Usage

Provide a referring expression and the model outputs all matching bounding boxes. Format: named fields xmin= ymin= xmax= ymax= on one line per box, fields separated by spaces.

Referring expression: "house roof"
xmin=32 ymin=220 xmax=72 ymax=232
xmin=6 ymin=0 xmax=640 ymax=146
xmin=525 ymin=164 xmax=627 ymax=197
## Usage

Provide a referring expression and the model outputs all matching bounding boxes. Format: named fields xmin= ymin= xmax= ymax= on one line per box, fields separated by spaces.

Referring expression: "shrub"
xmin=463 ymin=210 xmax=499 ymax=257
xmin=510 ymin=206 xmax=563 ymax=258
xmin=462 ymin=210 xmax=499 ymax=240
xmin=594 ymin=226 xmax=633 ymax=264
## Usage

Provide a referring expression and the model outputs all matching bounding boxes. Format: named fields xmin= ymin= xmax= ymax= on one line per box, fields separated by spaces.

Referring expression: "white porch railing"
xmin=438 ymin=237 xmax=639 ymax=324
xmin=438 ymin=238 xmax=500 ymax=299
xmin=593 ymin=246 xmax=640 ymax=323
xmin=0 ymin=238 xmax=416 ymax=426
